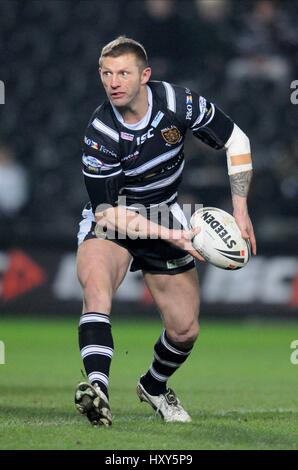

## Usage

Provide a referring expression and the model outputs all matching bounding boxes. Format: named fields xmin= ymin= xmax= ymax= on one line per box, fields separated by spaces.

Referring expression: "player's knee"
xmin=168 ymin=321 xmax=199 ymax=347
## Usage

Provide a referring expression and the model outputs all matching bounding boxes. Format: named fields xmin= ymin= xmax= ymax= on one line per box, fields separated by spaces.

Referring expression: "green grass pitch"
xmin=0 ymin=317 xmax=297 ymax=450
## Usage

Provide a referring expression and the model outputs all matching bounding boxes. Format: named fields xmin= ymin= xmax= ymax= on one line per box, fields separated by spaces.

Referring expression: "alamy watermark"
xmin=0 ymin=341 xmax=5 ymax=364
xmin=290 ymin=340 xmax=298 ymax=365
xmin=0 ymin=80 xmax=4 ymax=104
xmin=290 ymin=80 xmax=298 ymax=104
xmin=94 ymin=198 xmax=205 ymax=251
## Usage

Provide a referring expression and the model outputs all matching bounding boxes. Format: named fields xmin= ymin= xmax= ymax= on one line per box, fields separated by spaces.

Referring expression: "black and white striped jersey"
xmin=82 ymin=81 xmax=234 ymax=211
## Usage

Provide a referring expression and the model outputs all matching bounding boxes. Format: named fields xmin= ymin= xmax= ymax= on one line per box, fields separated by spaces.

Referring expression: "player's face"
xmin=99 ymin=53 xmax=151 ymax=108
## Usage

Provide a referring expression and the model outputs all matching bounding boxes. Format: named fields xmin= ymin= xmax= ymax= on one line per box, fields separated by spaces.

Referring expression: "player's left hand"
xmin=233 ymin=211 xmax=257 ymax=255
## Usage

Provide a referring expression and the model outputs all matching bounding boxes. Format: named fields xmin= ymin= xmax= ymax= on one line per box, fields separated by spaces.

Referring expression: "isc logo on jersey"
xmin=136 ymin=128 xmax=154 ymax=145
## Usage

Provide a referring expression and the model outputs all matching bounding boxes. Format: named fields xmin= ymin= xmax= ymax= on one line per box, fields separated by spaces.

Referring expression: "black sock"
xmin=78 ymin=312 xmax=113 ymax=398
xmin=141 ymin=330 xmax=193 ymax=395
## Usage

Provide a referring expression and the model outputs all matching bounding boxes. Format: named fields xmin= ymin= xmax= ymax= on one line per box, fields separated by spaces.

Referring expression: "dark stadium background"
xmin=0 ymin=0 xmax=297 ymax=319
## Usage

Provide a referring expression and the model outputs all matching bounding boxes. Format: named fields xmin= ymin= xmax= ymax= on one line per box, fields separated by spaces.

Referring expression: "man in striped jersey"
xmin=74 ymin=36 xmax=256 ymax=426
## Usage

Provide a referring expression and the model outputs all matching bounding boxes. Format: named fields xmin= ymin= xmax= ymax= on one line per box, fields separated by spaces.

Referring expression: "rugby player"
xmin=74 ymin=36 xmax=256 ymax=426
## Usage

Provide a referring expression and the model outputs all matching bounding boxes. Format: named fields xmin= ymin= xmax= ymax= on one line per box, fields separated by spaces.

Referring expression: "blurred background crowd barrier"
xmin=0 ymin=0 xmax=297 ymax=317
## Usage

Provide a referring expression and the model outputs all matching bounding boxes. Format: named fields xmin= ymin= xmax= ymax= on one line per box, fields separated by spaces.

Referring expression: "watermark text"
xmin=290 ymin=80 xmax=298 ymax=104
xmin=290 ymin=339 xmax=298 ymax=365
xmin=0 ymin=341 xmax=5 ymax=364
xmin=0 ymin=80 xmax=4 ymax=104
xmin=94 ymin=198 xmax=204 ymax=252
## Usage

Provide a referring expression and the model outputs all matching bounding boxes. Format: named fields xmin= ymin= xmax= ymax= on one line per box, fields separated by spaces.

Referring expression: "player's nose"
xmin=110 ymin=74 xmax=121 ymax=88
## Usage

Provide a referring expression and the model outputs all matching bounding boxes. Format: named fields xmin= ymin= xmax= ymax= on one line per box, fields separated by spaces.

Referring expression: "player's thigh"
xmin=143 ymin=268 xmax=200 ymax=335
xmin=77 ymin=238 xmax=132 ymax=296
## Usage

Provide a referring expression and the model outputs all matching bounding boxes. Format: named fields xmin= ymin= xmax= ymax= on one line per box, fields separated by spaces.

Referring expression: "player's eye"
xmin=103 ymin=71 xmax=111 ymax=76
xmin=121 ymin=71 xmax=129 ymax=77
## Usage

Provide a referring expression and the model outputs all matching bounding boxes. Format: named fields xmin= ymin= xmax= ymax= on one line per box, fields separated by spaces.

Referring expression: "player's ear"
xmin=141 ymin=67 xmax=151 ymax=85
xmin=98 ymin=67 xmax=104 ymax=84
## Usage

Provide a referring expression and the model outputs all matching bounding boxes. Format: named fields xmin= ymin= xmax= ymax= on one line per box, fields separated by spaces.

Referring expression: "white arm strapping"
xmin=225 ymin=124 xmax=252 ymax=175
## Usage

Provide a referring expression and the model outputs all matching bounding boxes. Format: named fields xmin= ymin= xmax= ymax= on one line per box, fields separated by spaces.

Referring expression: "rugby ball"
xmin=190 ymin=207 xmax=251 ymax=270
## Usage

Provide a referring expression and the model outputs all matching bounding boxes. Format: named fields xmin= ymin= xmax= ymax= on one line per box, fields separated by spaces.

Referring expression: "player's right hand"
xmin=167 ymin=227 xmax=206 ymax=262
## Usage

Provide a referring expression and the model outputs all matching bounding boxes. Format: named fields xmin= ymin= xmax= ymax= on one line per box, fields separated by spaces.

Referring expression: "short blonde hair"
xmin=99 ymin=36 xmax=148 ymax=70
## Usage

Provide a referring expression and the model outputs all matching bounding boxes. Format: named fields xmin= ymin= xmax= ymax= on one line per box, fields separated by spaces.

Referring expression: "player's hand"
xmin=167 ymin=227 xmax=206 ymax=262
xmin=233 ymin=211 xmax=257 ymax=255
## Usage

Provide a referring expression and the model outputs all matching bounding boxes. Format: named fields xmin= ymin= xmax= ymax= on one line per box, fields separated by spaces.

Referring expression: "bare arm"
xmin=224 ymin=124 xmax=256 ymax=255
xmin=95 ymin=206 xmax=204 ymax=261
xmin=229 ymin=170 xmax=257 ymax=255
xmin=229 ymin=170 xmax=252 ymax=198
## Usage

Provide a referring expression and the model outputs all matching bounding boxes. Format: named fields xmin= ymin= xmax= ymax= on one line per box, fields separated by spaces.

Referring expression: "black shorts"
xmin=77 ymin=203 xmax=195 ymax=275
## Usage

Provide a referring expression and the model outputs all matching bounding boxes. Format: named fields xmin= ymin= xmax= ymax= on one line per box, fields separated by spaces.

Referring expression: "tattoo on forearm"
xmin=229 ymin=170 xmax=252 ymax=197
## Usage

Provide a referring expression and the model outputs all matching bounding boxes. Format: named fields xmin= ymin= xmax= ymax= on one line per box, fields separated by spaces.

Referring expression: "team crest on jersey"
xmin=161 ymin=126 xmax=181 ymax=145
